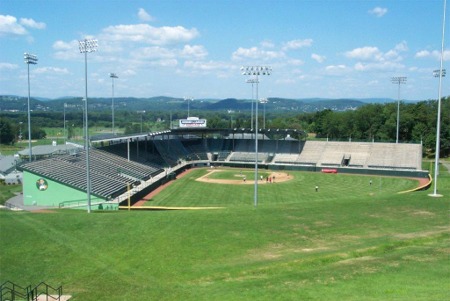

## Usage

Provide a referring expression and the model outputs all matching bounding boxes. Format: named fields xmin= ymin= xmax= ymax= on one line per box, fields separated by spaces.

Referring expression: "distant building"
xmin=0 ymin=155 xmax=18 ymax=181
xmin=17 ymin=142 xmax=82 ymax=161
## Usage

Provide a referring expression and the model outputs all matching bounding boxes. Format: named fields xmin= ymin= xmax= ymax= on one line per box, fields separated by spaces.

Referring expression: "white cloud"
xmin=369 ymin=7 xmax=388 ymax=17
xmin=137 ymin=8 xmax=154 ymax=22
xmin=132 ymin=46 xmax=176 ymax=60
xmin=123 ymin=69 xmax=136 ymax=76
xmin=260 ymin=40 xmax=275 ymax=48
xmin=34 ymin=67 xmax=69 ymax=74
xmin=415 ymin=49 xmax=450 ymax=61
xmin=345 ymin=43 xmax=409 ymax=68
xmin=130 ymin=44 xmax=208 ymax=62
xmin=181 ymin=45 xmax=208 ymax=59
xmin=325 ymin=64 xmax=348 ymax=72
xmin=394 ymin=41 xmax=408 ymax=52
xmin=345 ymin=46 xmax=383 ymax=61
xmin=415 ymin=50 xmax=430 ymax=58
xmin=354 ymin=61 xmax=403 ymax=71
xmin=231 ymin=46 xmax=284 ymax=61
xmin=311 ymin=53 xmax=326 ymax=63
xmin=0 ymin=62 xmax=18 ymax=70
xmin=288 ymin=59 xmax=304 ymax=66
xmin=20 ymin=18 xmax=46 ymax=30
xmin=0 ymin=15 xmax=27 ymax=35
xmin=152 ymin=59 xmax=178 ymax=67
xmin=101 ymin=24 xmax=199 ymax=45
xmin=282 ymin=39 xmax=313 ymax=51
xmin=53 ymin=40 xmax=75 ymax=50
xmin=184 ymin=60 xmax=230 ymax=72
xmin=52 ymin=40 xmax=81 ymax=60
xmin=276 ymin=78 xmax=297 ymax=84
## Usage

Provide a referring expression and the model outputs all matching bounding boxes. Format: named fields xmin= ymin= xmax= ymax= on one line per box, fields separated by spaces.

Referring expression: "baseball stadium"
xmin=14 ymin=126 xmax=428 ymax=210
xmin=1 ymin=125 xmax=448 ymax=301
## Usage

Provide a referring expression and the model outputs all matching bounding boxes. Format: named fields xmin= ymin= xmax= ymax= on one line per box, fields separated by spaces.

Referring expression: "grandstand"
xmin=17 ymin=128 xmax=426 ymax=210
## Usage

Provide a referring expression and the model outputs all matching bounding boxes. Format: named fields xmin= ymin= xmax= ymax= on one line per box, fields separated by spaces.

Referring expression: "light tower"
xmin=241 ymin=66 xmax=272 ymax=207
xmin=184 ymin=97 xmax=193 ymax=118
xmin=79 ymin=38 xmax=98 ymax=213
xmin=63 ymin=103 xmax=67 ymax=144
xmin=109 ymin=73 xmax=118 ymax=135
xmin=246 ymin=78 xmax=258 ymax=130
xmin=391 ymin=76 xmax=407 ymax=143
xmin=260 ymin=98 xmax=268 ymax=129
xmin=24 ymin=53 xmax=38 ymax=162
xmin=429 ymin=0 xmax=447 ymax=198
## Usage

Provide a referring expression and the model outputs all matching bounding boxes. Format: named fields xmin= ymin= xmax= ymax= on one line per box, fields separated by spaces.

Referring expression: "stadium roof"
xmin=18 ymin=143 xmax=81 ymax=157
xmin=91 ymin=128 xmax=306 ymax=144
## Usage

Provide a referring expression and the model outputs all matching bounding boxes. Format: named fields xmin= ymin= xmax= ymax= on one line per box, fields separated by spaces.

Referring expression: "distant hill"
xmin=0 ymin=95 xmax=428 ymax=113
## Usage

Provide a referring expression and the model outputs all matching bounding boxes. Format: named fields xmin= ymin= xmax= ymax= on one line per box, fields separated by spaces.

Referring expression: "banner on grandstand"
xmin=179 ymin=117 xmax=207 ymax=128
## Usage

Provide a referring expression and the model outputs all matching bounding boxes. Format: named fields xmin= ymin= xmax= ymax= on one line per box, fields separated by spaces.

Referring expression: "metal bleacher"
xmin=20 ymin=149 xmax=164 ymax=199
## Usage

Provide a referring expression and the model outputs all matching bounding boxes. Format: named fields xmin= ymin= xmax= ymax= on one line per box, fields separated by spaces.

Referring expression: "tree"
xmin=0 ymin=118 xmax=15 ymax=145
xmin=23 ymin=127 xmax=47 ymax=140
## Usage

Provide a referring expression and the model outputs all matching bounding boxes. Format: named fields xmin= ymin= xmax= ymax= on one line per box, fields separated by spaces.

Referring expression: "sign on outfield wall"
xmin=179 ymin=118 xmax=207 ymax=128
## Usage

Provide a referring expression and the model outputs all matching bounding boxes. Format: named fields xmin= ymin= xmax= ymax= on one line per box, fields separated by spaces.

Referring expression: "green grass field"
xmin=1 ymin=167 xmax=449 ymax=300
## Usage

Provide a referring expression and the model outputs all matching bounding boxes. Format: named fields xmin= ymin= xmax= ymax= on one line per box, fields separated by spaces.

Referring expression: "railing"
xmin=1 ymin=281 xmax=30 ymax=301
xmin=0 ymin=281 xmax=63 ymax=301
xmin=30 ymin=282 xmax=63 ymax=301
xmin=58 ymin=198 xmax=89 ymax=208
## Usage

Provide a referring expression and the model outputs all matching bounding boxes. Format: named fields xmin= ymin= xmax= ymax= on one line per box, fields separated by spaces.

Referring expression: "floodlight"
xmin=78 ymin=38 xmax=98 ymax=213
xmin=391 ymin=76 xmax=407 ymax=144
xmin=24 ymin=53 xmax=38 ymax=161
xmin=241 ymin=65 xmax=272 ymax=207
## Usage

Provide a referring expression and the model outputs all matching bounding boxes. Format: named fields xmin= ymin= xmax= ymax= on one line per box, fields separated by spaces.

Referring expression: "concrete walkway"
xmin=4 ymin=193 xmax=53 ymax=211
xmin=36 ymin=295 xmax=72 ymax=301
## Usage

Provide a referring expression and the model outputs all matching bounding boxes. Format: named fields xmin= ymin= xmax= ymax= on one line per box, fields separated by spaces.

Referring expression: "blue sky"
xmin=0 ymin=0 xmax=448 ymax=101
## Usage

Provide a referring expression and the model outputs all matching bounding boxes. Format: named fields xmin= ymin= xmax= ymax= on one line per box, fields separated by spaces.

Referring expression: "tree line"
xmin=1 ymin=97 xmax=448 ymax=157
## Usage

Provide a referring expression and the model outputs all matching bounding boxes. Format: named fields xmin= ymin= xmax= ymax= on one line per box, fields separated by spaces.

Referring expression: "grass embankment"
xmin=1 ymin=169 xmax=449 ymax=300
xmin=0 ymin=184 xmax=22 ymax=205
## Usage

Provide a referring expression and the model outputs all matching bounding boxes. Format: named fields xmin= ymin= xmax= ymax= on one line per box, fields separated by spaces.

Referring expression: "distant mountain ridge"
xmin=0 ymin=94 xmax=427 ymax=113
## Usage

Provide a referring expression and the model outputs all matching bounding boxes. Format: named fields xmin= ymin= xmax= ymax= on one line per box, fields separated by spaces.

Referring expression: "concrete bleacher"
xmin=367 ymin=143 xmax=421 ymax=170
xmin=229 ymin=152 xmax=269 ymax=163
xmin=297 ymin=141 xmax=327 ymax=165
xmin=271 ymin=141 xmax=421 ymax=170
xmin=272 ymin=153 xmax=300 ymax=164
